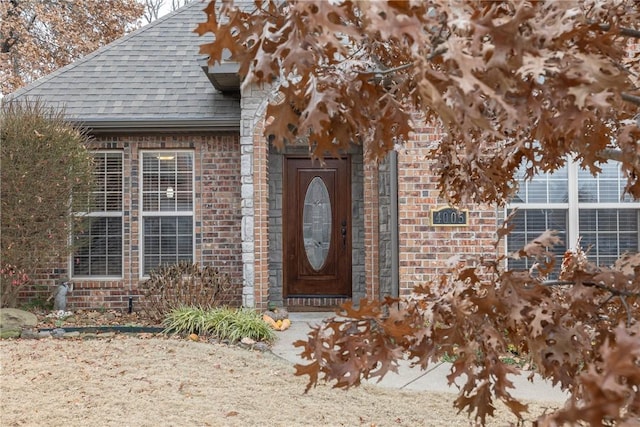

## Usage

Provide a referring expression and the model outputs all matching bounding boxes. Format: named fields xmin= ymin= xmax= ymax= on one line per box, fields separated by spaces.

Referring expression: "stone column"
xmin=240 ymin=83 xmax=269 ymax=307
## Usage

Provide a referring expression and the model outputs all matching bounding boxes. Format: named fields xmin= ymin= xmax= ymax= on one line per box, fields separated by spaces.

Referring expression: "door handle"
xmin=341 ymin=220 xmax=347 ymax=249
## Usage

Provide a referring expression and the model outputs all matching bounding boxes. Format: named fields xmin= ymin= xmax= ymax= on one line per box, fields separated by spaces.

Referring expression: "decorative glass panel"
xmin=303 ymin=177 xmax=332 ymax=271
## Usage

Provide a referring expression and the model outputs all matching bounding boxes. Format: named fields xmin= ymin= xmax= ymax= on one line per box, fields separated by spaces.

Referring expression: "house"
xmin=8 ymin=2 xmax=639 ymax=311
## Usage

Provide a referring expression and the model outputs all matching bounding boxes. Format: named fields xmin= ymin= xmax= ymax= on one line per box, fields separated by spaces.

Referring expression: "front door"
xmin=284 ymin=157 xmax=352 ymax=297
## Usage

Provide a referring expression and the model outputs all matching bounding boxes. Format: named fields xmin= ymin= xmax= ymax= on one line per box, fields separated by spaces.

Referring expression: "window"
xmin=141 ymin=151 xmax=194 ymax=275
xmin=577 ymin=163 xmax=638 ymax=266
xmin=73 ymin=152 xmax=123 ymax=277
xmin=507 ymin=161 xmax=639 ymax=272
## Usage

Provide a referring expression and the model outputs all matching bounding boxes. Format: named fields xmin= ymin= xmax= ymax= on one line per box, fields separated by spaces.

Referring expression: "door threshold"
xmin=285 ymin=296 xmax=351 ymax=311
xmin=286 ymin=305 xmax=339 ymax=312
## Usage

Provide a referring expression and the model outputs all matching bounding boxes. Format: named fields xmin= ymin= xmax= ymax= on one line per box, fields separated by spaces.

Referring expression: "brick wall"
xmin=19 ymin=126 xmax=506 ymax=311
xmin=19 ymin=133 xmax=244 ymax=311
xmin=396 ymin=125 xmax=500 ymax=296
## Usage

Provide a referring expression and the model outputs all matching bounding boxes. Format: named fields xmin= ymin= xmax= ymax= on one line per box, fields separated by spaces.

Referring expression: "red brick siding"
xmin=19 ymin=133 xmax=243 ymax=311
xmin=396 ymin=125 xmax=499 ymax=296
xmin=253 ymin=120 xmax=269 ymax=309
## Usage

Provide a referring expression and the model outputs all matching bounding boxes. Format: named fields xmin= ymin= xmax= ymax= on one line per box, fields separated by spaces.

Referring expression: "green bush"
xmin=140 ymin=261 xmax=233 ymax=322
xmin=0 ymin=101 xmax=93 ymax=307
xmin=163 ymin=306 xmax=276 ymax=343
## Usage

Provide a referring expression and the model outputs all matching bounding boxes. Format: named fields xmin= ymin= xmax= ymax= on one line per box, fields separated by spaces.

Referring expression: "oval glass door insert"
xmin=302 ymin=177 xmax=332 ymax=270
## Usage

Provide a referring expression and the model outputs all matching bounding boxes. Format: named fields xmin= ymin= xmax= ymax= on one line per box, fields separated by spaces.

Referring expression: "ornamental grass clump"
xmin=161 ymin=306 xmax=208 ymax=335
xmin=163 ymin=306 xmax=276 ymax=343
xmin=201 ymin=306 xmax=236 ymax=336
xmin=222 ymin=308 xmax=276 ymax=343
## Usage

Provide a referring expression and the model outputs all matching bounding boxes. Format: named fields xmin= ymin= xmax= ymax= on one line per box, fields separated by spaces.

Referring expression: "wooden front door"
xmin=284 ymin=157 xmax=352 ymax=297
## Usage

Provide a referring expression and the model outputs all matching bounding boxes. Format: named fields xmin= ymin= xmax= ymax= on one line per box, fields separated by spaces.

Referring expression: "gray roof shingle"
xmin=8 ymin=1 xmax=239 ymax=131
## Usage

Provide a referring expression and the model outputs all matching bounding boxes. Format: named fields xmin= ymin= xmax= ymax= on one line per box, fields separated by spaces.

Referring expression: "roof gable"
xmin=8 ymin=1 xmax=239 ymax=131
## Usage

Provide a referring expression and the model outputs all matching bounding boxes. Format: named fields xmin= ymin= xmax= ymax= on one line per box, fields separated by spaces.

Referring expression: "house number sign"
xmin=430 ymin=207 xmax=469 ymax=226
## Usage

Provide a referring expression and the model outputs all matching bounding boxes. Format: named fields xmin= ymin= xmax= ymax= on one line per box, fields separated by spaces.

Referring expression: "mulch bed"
xmin=34 ymin=309 xmax=162 ymax=330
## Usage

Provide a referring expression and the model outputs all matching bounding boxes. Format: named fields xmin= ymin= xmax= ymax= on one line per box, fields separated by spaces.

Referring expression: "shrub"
xmin=163 ymin=306 xmax=276 ymax=343
xmin=139 ymin=261 xmax=233 ymax=322
xmin=0 ymin=101 xmax=93 ymax=307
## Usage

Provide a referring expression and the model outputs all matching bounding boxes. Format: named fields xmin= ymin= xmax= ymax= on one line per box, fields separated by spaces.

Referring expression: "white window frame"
xmin=574 ymin=162 xmax=639 ymax=265
xmin=507 ymin=159 xmax=640 ymax=268
xmin=139 ymin=150 xmax=195 ymax=278
xmin=71 ymin=151 xmax=124 ymax=279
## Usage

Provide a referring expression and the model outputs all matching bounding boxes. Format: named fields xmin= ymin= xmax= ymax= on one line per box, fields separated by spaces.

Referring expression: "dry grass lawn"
xmin=0 ymin=336 xmax=559 ymax=426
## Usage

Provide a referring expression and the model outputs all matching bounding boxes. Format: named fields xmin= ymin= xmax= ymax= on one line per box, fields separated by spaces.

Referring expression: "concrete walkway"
xmin=271 ymin=312 xmax=569 ymax=403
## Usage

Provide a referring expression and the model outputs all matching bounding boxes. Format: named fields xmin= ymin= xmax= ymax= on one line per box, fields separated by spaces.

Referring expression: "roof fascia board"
xmin=77 ymin=118 xmax=240 ymax=133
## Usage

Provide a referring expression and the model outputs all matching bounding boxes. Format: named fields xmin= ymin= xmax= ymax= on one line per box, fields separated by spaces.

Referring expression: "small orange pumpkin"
xmin=262 ymin=314 xmax=279 ymax=329
xmin=280 ymin=318 xmax=291 ymax=331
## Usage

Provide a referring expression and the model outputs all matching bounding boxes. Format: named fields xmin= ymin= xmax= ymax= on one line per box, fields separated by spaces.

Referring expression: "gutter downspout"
xmin=390 ymin=150 xmax=399 ymax=299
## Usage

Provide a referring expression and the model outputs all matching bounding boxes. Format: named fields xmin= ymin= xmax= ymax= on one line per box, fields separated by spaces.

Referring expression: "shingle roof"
xmin=7 ymin=1 xmax=239 ymax=131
